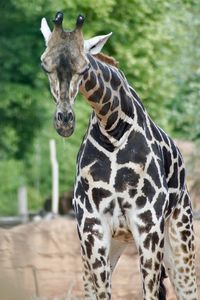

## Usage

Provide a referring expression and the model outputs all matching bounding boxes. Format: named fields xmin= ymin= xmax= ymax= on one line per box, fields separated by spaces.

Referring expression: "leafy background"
xmin=0 ymin=0 xmax=200 ymax=215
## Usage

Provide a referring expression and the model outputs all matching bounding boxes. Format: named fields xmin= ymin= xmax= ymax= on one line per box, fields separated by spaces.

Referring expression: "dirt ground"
xmin=0 ymin=217 xmax=199 ymax=299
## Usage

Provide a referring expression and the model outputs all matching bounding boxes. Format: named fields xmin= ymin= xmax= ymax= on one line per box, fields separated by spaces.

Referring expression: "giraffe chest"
xmin=77 ymin=134 xmax=148 ymax=196
xmin=78 ymin=124 xmax=152 ymax=179
xmin=75 ymin=139 xmax=149 ymax=241
xmin=74 ymin=126 xmax=168 ymax=241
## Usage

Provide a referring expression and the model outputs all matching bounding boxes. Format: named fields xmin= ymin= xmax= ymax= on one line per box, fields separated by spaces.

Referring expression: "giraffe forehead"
xmin=41 ymin=38 xmax=85 ymax=71
xmin=48 ymin=30 xmax=84 ymax=53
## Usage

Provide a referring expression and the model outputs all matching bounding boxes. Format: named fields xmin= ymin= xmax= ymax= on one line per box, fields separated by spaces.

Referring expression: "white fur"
xmin=40 ymin=18 xmax=51 ymax=46
xmin=84 ymin=32 xmax=112 ymax=55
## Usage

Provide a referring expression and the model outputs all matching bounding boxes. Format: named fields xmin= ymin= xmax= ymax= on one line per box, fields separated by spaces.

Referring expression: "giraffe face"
xmin=41 ymin=12 xmax=112 ymax=137
xmin=40 ymin=12 xmax=89 ymax=137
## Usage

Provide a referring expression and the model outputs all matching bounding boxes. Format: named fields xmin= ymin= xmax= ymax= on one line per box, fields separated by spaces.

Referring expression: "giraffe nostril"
xmin=57 ymin=112 xmax=64 ymax=122
xmin=63 ymin=112 xmax=73 ymax=123
xmin=57 ymin=111 xmax=73 ymax=124
xmin=68 ymin=112 xmax=73 ymax=122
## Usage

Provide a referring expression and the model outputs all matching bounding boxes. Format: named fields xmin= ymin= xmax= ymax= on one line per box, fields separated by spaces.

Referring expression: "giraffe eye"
xmin=41 ymin=63 xmax=51 ymax=74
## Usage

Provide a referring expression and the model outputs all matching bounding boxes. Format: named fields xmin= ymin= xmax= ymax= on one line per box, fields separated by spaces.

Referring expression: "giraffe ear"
xmin=40 ymin=17 xmax=51 ymax=46
xmin=84 ymin=32 xmax=112 ymax=55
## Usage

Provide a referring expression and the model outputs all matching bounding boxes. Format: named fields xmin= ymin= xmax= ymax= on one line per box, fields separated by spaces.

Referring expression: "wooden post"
xmin=18 ymin=186 xmax=28 ymax=223
xmin=50 ymin=139 xmax=59 ymax=215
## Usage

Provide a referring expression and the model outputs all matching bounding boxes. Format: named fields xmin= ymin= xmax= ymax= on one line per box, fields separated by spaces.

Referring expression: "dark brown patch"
xmin=92 ymin=188 xmax=112 ymax=210
xmin=92 ymin=258 xmax=102 ymax=269
xmin=148 ymin=279 xmax=154 ymax=292
xmin=142 ymin=178 xmax=156 ymax=203
xmin=147 ymin=157 xmax=161 ymax=188
xmin=139 ymin=210 xmax=153 ymax=226
xmin=98 ymin=247 xmax=106 ymax=256
xmin=99 ymin=292 xmax=106 ymax=299
xmin=105 ymin=111 xmax=118 ymax=130
xmin=102 ymin=87 xmax=111 ymax=103
xmin=85 ymin=71 xmax=96 ymax=91
xmin=100 ymin=271 xmax=106 ymax=282
xmin=117 ymin=130 xmax=150 ymax=165
xmin=144 ymin=258 xmax=152 ymax=269
xmin=110 ymin=96 xmax=119 ymax=111
xmin=114 ymin=167 xmax=139 ymax=192
xmin=110 ymin=69 xmax=121 ymax=90
xmin=136 ymin=196 xmax=147 ymax=208
xmin=99 ymin=102 xmax=111 ymax=116
xmin=87 ymin=234 xmax=95 ymax=246
xmin=153 ymin=192 xmax=166 ymax=219
xmin=88 ymin=73 xmax=104 ymax=102
xmin=85 ymin=240 xmax=92 ymax=259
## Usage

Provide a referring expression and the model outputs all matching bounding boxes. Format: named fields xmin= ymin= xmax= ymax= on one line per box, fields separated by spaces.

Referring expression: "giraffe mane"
xmin=94 ymin=53 xmax=119 ymax=68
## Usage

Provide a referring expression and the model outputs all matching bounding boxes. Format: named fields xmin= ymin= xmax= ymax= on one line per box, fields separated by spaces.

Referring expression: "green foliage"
xmin=0 ymin=84 xmax=46 ymax=159
xmin=164 ymin=0 xmax=200 ymax=138
xmin=0 ymin=0 xmax=200 ymax=215
xmin=169 ymin=70 xmax=200 ymax=139
xmin=0 ymin=159 xmax=25 ymax=215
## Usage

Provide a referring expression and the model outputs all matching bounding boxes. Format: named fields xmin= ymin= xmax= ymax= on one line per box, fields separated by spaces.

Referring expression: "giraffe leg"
xmin=77 ymin=219 xmax=111 ymax=300
xmin=81 ymin=239 xmax=125 ymax=299
xmin=164 ymin=190 xmax=197 ymax=300
xmin=81 ymin=255 xmax=96 ymax=298
xmin=131 ymin=217 xmax=165 ymax=300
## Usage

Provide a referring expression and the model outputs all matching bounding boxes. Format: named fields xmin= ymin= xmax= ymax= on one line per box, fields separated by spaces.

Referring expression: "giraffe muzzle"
xmin=54 ymin=110 xmax=75 ymax=137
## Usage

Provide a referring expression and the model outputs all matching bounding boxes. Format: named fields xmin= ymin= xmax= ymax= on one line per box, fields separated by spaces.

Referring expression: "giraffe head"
xmin=40 ymin=12 xmax=112 ymax=137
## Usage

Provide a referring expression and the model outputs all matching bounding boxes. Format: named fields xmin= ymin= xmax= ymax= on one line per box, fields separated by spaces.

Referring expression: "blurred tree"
xmin=164 ymin=0 xmax=200 ymax=139
xmin=0 ymin=0 xmax=199 ymax=215
xmin=0 ymin=0 xmax=47 ymax=159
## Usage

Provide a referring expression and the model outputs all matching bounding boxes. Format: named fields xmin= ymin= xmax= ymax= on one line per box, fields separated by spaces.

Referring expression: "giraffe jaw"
xmin=54 ymin=122 xmax=75 ymax=137
xmin=56 ymin=127 xmax=74 ymax=137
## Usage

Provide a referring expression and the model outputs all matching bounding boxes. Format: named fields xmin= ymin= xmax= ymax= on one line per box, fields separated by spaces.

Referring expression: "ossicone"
xmin=76 ymin=15 xmax=85 ymax=29
xmin=53 ymin=11 xmax=63 ymax=26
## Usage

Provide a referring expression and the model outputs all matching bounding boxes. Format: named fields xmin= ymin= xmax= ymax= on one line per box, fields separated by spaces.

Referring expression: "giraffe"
xmin=40 ymin=12 xmax=197 ymax=300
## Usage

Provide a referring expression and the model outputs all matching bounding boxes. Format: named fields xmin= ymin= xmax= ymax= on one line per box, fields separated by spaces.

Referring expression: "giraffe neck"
xmin=79 ymin=54 xmax=137 ymax=141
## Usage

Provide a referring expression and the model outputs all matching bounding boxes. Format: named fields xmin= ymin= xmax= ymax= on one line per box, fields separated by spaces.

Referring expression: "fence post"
xmin=50 ymin=139 xmax=59 ymax=215
xmin=18 ymin=186 xmax=28 ymax=223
